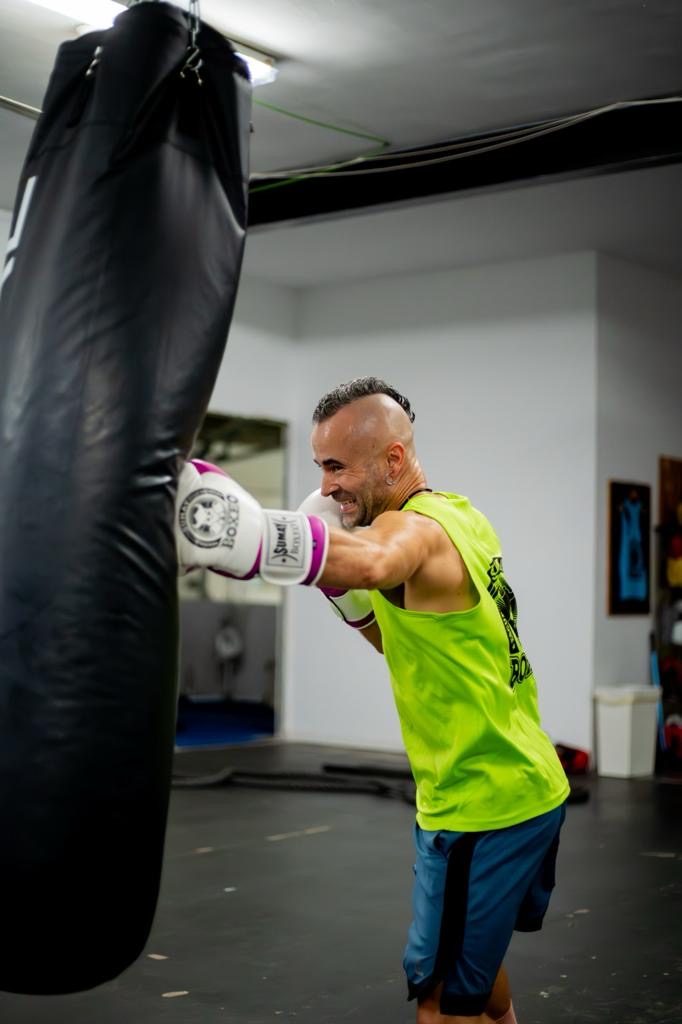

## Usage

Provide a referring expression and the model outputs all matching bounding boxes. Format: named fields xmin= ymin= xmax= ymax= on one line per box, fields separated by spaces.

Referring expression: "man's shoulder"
xmin=408 ymin=491 xmax=474 ymax=520
xmin=409 ymin=493 xmax=501 ymax=554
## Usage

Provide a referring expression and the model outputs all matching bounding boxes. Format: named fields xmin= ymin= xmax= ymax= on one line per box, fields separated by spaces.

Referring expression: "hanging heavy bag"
xmin=0 ymin=0 xmax=250 ymax=995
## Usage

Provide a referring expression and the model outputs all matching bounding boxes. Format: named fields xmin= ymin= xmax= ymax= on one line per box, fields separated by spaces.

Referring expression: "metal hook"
xmin=188 ymin=0 xmax=201 ymax=50
xmin=181 ymin=45 xmax=203 ymax=85
xmin=181 ymin=0 xmax=203 ymax=84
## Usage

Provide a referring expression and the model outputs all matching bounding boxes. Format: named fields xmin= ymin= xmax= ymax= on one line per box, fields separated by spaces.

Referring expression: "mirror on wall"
xmin=176 ymin=413 xmax=286 ymax=749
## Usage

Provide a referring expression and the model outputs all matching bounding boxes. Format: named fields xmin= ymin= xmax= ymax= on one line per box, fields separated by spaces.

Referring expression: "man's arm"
xmin=317 ymin=511 xmax=437 ymax=591
xmin=174 ymin=466 xmax=462 ymax=610
xmin=318 ymin=508 xmax=471 ymax=616
xmin=359 ymin=620 xmax=384 ymax=654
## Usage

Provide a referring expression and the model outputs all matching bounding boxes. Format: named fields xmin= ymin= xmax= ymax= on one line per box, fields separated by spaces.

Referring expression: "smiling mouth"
xmin=338 ymin=498 xmax=356 ymax=514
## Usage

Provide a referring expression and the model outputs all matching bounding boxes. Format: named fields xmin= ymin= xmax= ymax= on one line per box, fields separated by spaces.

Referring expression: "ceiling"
xmin=0 ymin=0 xmax=681 ymax=282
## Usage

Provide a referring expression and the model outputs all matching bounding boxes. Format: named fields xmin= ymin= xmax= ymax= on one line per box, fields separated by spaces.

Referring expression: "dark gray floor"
xmin=1 ymin=742 xmax=681 ymax=1024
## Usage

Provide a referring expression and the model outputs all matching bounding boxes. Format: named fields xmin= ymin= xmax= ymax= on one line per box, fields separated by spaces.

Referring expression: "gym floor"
xmin=1 ymin=742 xmax=680 ymax=1024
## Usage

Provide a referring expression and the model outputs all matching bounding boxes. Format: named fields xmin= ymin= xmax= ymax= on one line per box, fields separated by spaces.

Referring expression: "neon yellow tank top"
xmin=371 ymin=492 xmax=569 ymax=831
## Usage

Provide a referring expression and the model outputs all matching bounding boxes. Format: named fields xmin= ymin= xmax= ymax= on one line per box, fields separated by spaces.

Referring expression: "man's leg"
xmin=416 ymin=972 xmax=516 ymax=1024
xmin=405 ymin=829 xmax=518 ymax=1024
xmin=406 ymin=806 xmax=564 ymax=1024
xmin=417 ymin=981 xmax=494 ymax=1024
xmin=484 ymin=964 xmax=516 ymax=1022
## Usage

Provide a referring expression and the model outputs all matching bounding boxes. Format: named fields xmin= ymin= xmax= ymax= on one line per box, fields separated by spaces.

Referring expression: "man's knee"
xmin=417 ymin=1008 xmax=491 ymax=1024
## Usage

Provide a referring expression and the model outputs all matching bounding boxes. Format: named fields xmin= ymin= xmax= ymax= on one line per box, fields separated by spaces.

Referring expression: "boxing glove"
xmin=176 ymin=460 xmax=328 ymax=586
xmin=298 ymin=489 xmax=376 ymax=629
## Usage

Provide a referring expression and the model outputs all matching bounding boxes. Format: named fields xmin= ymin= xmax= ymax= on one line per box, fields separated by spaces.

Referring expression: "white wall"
xmin=286 ymin=252 xmax=598 ymax=750
xmin=209 ymin=273 xmax=297 ymax=426
xmin=207 ymin=273 xmax=300 ymax=732
xmin=594 ymin=255 xmax=682 ymax=690
xmin=0 ymin=208 xmax=11 ymax=254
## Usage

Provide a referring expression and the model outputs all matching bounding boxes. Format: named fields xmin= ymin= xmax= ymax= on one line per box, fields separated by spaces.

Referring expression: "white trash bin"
xmin=594 ymin=686 xmax=661 ymax=778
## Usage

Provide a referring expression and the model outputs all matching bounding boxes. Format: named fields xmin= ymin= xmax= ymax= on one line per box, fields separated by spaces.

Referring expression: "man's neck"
xmin=391 ymin=471 xmax=429 ymax=513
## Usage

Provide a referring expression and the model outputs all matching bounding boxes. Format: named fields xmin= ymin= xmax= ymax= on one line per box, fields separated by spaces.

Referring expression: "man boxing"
xmin=175 ymin=377 xmax=570 ymax=1024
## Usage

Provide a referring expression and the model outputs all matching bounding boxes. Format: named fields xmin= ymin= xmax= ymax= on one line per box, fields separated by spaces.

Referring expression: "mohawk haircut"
xmin=312 ymin=377 xmax=415 ymax=424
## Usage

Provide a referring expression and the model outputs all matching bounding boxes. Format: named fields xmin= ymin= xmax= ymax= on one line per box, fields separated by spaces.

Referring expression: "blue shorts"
xmin=404 ymin=802 xmax=566 ymax=1017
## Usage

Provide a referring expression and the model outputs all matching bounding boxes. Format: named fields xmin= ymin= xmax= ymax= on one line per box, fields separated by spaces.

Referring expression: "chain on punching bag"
xmin=0 ymin=0 xmax=250 ymax=995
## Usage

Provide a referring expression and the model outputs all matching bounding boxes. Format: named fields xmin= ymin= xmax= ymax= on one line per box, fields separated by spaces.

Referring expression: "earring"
xmin=385 ymin=475 xmax=395 ymax=486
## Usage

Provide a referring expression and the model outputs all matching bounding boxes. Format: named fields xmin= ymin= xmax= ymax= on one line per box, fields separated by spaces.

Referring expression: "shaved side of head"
xmin=336 ymin=393 xmax=414 ymax=454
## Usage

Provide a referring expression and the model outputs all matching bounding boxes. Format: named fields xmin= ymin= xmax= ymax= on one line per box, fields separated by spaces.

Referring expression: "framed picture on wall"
xmin=608 ymin=481 xmax=651 ymax=615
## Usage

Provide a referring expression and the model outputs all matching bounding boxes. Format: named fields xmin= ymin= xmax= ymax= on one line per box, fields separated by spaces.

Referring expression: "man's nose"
xmin=320 ymin=472 xmax=337 ymax=498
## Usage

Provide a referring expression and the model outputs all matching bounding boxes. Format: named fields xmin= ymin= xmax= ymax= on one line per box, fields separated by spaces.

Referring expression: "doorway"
xmin=176 ymin=412 xmax=286 ymax=749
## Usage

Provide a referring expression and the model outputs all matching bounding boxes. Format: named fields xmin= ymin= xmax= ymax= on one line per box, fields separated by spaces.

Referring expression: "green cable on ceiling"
xmin=249 ymin=99 xmax=390 ymax=194
xmin=253 ymin=99 xmax=390 ymax=145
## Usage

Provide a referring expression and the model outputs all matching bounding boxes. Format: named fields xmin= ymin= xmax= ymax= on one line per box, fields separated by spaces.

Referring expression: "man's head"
xmin=311 ymin=377 xmax=421 ymax=528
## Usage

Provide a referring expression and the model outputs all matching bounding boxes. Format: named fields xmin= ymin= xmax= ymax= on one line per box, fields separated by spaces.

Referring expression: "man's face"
xmin=311 ymin=410 xmax=389 ymax=528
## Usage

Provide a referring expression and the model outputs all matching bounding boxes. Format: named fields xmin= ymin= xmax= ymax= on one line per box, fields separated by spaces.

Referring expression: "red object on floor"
xmin=664 ymin=723 xmax=682 ymax=759
xmin=555 ymin=744 xmax=590 ymax=775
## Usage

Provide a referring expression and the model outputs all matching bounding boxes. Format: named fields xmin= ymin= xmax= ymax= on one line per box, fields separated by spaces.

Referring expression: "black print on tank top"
xmin=486 ymin=557 xmax=533 ymax=688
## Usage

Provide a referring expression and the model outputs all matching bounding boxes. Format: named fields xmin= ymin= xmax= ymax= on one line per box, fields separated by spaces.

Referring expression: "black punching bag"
xmin=0 ymin=1 xmax=250 ymax=995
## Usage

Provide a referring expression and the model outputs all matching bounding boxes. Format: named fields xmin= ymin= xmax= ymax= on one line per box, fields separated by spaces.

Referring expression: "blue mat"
xmin=175 ymin=701 xmax=274 ymax=748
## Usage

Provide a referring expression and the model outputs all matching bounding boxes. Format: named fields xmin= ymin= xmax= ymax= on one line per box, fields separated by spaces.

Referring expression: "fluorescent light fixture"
xmin=232 ymin=46 xmax=278 ymax=87
xmin=24 ymin=0 xmax=278 ymax=86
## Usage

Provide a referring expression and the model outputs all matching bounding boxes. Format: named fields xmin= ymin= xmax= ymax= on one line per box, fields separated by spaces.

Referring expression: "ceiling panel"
xmin=2 ymin=1 xmax=681 ymax=181
xmin=0 ymin=0 xmax=680 ymax=272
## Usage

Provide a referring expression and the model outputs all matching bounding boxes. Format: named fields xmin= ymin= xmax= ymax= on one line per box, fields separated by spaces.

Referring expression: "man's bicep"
xmin=363 ymin=512 xmax=433 ymax=588
xmin=319 ymin=514 xmax=428 ymax=590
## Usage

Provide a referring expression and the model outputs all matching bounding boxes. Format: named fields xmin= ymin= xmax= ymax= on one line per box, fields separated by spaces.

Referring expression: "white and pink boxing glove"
xmin=297 ymin=489 xmax=376 ymax=629
xmin=176 ymin=460 xmax=328 ymax=586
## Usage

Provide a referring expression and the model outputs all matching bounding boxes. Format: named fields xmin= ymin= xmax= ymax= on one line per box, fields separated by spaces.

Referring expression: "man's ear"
xmin=386 ymin=441 xmax=406 ymax=476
